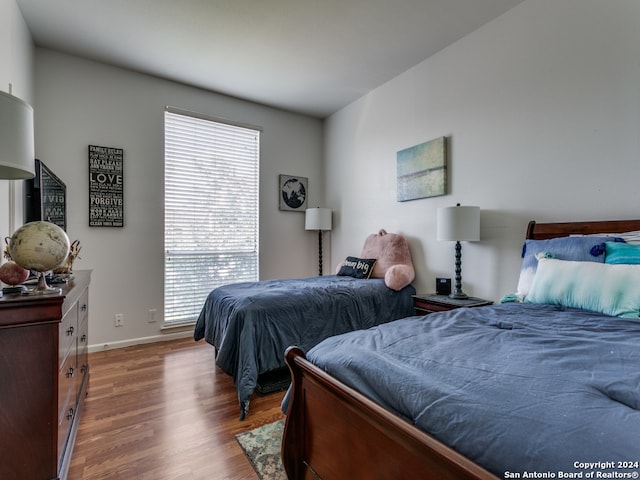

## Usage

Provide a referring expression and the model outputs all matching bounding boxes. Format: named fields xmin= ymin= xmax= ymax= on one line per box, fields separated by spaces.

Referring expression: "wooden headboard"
xmin=526 ymin=219 xmax=640 ymax=240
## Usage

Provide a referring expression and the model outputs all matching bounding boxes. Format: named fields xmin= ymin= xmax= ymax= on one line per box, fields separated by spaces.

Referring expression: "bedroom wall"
xmin=0 ymin=0 xmax=33 ymax=239
xmin=325 ymin=0 xmax=640 ymax=301
xmin=33 ymin=49 xmax=324 ymax=350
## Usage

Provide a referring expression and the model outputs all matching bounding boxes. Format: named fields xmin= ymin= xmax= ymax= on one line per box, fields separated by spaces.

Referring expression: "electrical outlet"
xmin=114 ymin=313 xmax=124 ymax=327
xmin=147 ymin=309 xmax=157 ymax=323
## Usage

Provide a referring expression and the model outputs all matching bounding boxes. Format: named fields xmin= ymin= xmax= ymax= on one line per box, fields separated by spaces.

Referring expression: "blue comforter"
xmin=298 ymin=304 xmax=640 ymax=477
xmin=194 ymin=275 xmax=415 ymax=418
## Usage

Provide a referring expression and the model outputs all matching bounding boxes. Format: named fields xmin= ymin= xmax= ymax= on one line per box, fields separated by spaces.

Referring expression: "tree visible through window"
xmin=164 ymin=108 xmax=260 ymax=326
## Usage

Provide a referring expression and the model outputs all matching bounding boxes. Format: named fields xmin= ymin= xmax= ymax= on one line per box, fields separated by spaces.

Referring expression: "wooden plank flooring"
xmin=68 ymin=337 xmax=286 ymax=479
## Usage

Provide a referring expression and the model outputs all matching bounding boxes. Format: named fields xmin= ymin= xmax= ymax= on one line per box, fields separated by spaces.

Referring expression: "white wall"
xmin=0 ymin=0 xmax=33 ymax=237
xmin=325 ymin=0 xmax=640 ymax=301
xmin=33 ymin=49 xmax=324 ymax=350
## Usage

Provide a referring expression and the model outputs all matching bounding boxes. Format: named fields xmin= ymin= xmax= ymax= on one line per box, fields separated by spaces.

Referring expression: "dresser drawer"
xmin=59 ymin=302 xmax=78 ymax=369
xmin=77 ymin=314 xmax=89 ymax=401
xmin=58 ymin=354 xmax=77 ymax=425
xmin=77 ymin=288 xmax=89 ymax=326
xmin=57 ymin=403 xmax=75 ymax=473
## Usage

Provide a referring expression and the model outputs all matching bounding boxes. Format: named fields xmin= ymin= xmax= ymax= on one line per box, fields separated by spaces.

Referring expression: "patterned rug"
xmin=236 ymin=419 xmax=287 ymax=479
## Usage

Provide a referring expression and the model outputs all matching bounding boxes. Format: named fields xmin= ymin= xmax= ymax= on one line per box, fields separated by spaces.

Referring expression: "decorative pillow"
xmin=360 ymin=229 xmax=415 ymax=291
xmin=337 ymin=256 xmax=377 ymax=279
xmin=526 ymin=258 xmax=640 ymax=318
xmin=516 ymin=236 xmax=616 ymax=298
xmin=584 ymin=230 xmax=640 ymax=245
xmin=605 ymin=241 xmax=640 ymax=264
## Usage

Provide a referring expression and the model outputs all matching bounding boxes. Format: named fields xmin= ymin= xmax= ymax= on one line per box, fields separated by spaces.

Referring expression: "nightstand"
xmin=413 ymin=294 xmax=492 ymax=316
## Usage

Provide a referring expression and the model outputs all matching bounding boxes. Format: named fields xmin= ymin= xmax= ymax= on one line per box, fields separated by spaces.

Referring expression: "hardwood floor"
xmin=68 ymin=337 xmax=286 ymax=479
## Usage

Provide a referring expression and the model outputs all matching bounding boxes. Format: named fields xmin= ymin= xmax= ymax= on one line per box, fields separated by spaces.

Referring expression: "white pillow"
xmin=526 ymin=258 xmax=640 ymax=318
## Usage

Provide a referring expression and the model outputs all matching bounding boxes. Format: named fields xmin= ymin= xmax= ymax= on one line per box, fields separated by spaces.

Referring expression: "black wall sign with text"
xmin=89 ymin=145 xmax=124 ymax=227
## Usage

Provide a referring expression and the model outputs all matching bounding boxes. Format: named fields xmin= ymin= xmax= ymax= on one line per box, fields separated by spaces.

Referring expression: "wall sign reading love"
xmin=88 ymin=145 xmax=124 ymax=227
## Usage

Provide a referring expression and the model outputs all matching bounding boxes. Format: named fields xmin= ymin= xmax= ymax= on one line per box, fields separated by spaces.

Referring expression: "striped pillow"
xmin=526 ymin=258 xmax=640 ymax=318
xmin=605 ymin=241 xmax=640 ymax=265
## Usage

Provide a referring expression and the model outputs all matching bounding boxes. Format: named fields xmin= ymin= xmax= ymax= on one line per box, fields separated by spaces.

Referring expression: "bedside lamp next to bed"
xmin=437 ymin=204 xmax=480 ymax=299
xmin=305 ymin=207 xmax=332 ymax=276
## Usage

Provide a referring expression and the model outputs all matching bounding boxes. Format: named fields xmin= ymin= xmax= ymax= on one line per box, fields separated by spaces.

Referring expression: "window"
xmin=164 ymin=107 xmax=260 ymax=326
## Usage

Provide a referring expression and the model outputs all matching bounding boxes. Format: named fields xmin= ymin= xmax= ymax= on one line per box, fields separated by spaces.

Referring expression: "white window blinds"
xmin=164 ymin=108 xmax=260 ymax=326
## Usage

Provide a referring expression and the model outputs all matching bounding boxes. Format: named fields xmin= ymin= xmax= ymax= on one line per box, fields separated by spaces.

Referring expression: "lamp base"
xmin=449 ymin=291 xmax=469 ymax=300
xmin=450 ymin=241 xmax=468 ymax=300
xmin=317 ymin=229 xmax=323 ymax=276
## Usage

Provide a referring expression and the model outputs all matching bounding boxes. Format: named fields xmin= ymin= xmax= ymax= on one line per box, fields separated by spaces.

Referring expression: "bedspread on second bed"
xmin=300 ymin=303 xmax=640 ymax=476
xmin=194 ymin=275 xmax=416 ymax=416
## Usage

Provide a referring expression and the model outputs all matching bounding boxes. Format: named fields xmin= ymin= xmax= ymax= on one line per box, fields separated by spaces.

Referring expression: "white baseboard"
xmin=88 ymin=329 xmax=194 ymax=353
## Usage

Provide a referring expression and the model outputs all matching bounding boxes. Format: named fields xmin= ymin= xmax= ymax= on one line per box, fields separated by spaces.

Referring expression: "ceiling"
xmin=16 ymin=0 xmax=524 ymax=118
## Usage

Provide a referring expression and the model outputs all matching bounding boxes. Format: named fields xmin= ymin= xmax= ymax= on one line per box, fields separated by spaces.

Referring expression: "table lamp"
xmin=305 ymin=207 xmax=332 ymax=276
xmin=0 ymin=90 xmax=35 ymax=180
xmin=437 ymin=203 xmax=480 ymax=299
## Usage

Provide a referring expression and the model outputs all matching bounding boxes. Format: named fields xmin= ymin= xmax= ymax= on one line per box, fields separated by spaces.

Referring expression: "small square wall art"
xmin=396 ymin=136 xmax=447 ymax=202
xmin=279 ymin=174 xmax=308 ymax=211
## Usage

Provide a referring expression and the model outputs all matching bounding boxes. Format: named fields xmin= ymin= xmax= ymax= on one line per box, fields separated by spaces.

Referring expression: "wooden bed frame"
xmin=281 ymin=219 xmax=640 ymax=480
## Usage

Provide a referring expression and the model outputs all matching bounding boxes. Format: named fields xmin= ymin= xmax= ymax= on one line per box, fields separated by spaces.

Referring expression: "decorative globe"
xmin=0 ymin=261 xmax=30 ymax=286
xmin=9 ymin=221 xmax=71 ymax=272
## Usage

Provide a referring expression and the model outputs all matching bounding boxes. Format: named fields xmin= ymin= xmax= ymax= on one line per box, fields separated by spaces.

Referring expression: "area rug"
xmin=236 ymin=419 xmax=287 ymax=479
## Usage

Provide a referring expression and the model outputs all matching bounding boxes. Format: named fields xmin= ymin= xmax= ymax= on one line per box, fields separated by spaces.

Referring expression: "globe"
xmin=9 ymin=221 xmax=70 ymax=273
xmin=0 ymin=261 xmax=30 ymax=286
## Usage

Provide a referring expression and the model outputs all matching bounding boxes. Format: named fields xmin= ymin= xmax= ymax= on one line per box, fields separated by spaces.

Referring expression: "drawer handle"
xmin=80 ymin=334 xmax=87 ymax=343
xmin=81 ymin=304 xmax=88 ymax=311
xmin=66 ymin=366 xmax=74 ymax=378
xmin=66 ymin=326 xmax=74 ymax=336
xmin=66 ymin=408 xmax=74 ymax=420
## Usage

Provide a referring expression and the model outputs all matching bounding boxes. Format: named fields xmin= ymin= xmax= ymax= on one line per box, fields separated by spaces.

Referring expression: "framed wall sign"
xmin=279 ymin=174 xmax=308 ymax=211
xmin=88 ymin=145 xmax=124 ymax=227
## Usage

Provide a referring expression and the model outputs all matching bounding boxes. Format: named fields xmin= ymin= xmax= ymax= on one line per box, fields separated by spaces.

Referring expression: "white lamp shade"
xmin=437 ymin=205 xmax=480 ymax=241
xmin=305 ymin=208 xmax=332 ymax=231
xmin=0 ymin=91 xmax=35 ymax=180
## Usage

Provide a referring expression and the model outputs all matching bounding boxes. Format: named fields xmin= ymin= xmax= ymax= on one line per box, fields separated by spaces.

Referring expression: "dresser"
xmin=0 ymin=270 xmax=91 ymax=480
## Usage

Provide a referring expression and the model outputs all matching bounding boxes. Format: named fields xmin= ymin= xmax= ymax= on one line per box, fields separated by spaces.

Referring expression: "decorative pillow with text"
xmin=337 ymin=256 xmax=377 ymax=279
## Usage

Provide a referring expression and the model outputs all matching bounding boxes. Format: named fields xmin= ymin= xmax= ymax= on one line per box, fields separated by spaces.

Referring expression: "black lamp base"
xmin=449 ymin=291 xmax=469 ymax=300
xmin=450 ymin=240 xmax=468 ymax=299
xmin=317 ymin=230 xmax=323 ymax=276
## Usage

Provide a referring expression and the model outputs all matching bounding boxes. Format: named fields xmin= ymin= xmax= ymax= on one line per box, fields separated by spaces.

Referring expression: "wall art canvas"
xmin=279 ymin=174 xmax=308 ymax=211
xmin=396 ymin=136 xmax=447 ymax=202
xmin=89 ymin=145 xmax=124 ymax=227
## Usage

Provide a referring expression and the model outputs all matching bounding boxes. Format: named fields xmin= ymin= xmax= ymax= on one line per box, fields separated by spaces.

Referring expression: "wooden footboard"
xmin=282 ymin=347 xmax=498 ymax=480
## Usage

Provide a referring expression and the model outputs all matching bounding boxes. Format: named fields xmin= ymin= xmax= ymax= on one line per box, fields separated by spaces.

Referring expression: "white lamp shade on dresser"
xmin=0 ymin=90 xmax=35 ymax=180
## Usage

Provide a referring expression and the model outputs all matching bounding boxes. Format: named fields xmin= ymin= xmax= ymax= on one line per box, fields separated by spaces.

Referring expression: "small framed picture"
xmin=279 ymin=174 xmax=308 ymax=211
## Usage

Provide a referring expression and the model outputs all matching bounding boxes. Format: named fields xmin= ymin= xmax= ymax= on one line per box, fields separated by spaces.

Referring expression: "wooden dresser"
xmin=0 ymin=270 xmax=91 ymax=480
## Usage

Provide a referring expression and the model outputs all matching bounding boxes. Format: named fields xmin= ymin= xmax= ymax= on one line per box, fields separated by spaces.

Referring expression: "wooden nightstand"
xmin=413 ymin=294 xmax=492 ymax=315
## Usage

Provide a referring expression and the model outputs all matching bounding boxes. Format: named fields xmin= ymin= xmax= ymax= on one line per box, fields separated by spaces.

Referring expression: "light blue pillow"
xmin=516 ymin=236 xmax=615 ymax=298
xmin=526 ymin=258 xmax=640 ymax=318
xmin=605 ymin=241 xmax=640 ymax=264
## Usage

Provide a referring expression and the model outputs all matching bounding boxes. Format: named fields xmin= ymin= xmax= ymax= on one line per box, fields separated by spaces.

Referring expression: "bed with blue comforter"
xmin=296 ymin=303 xmax=640 ymax=476
xmin=194 ymin=275 xmax=415 ymax=419
xmin=281 ymin=219 xmax=640 ymax=480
